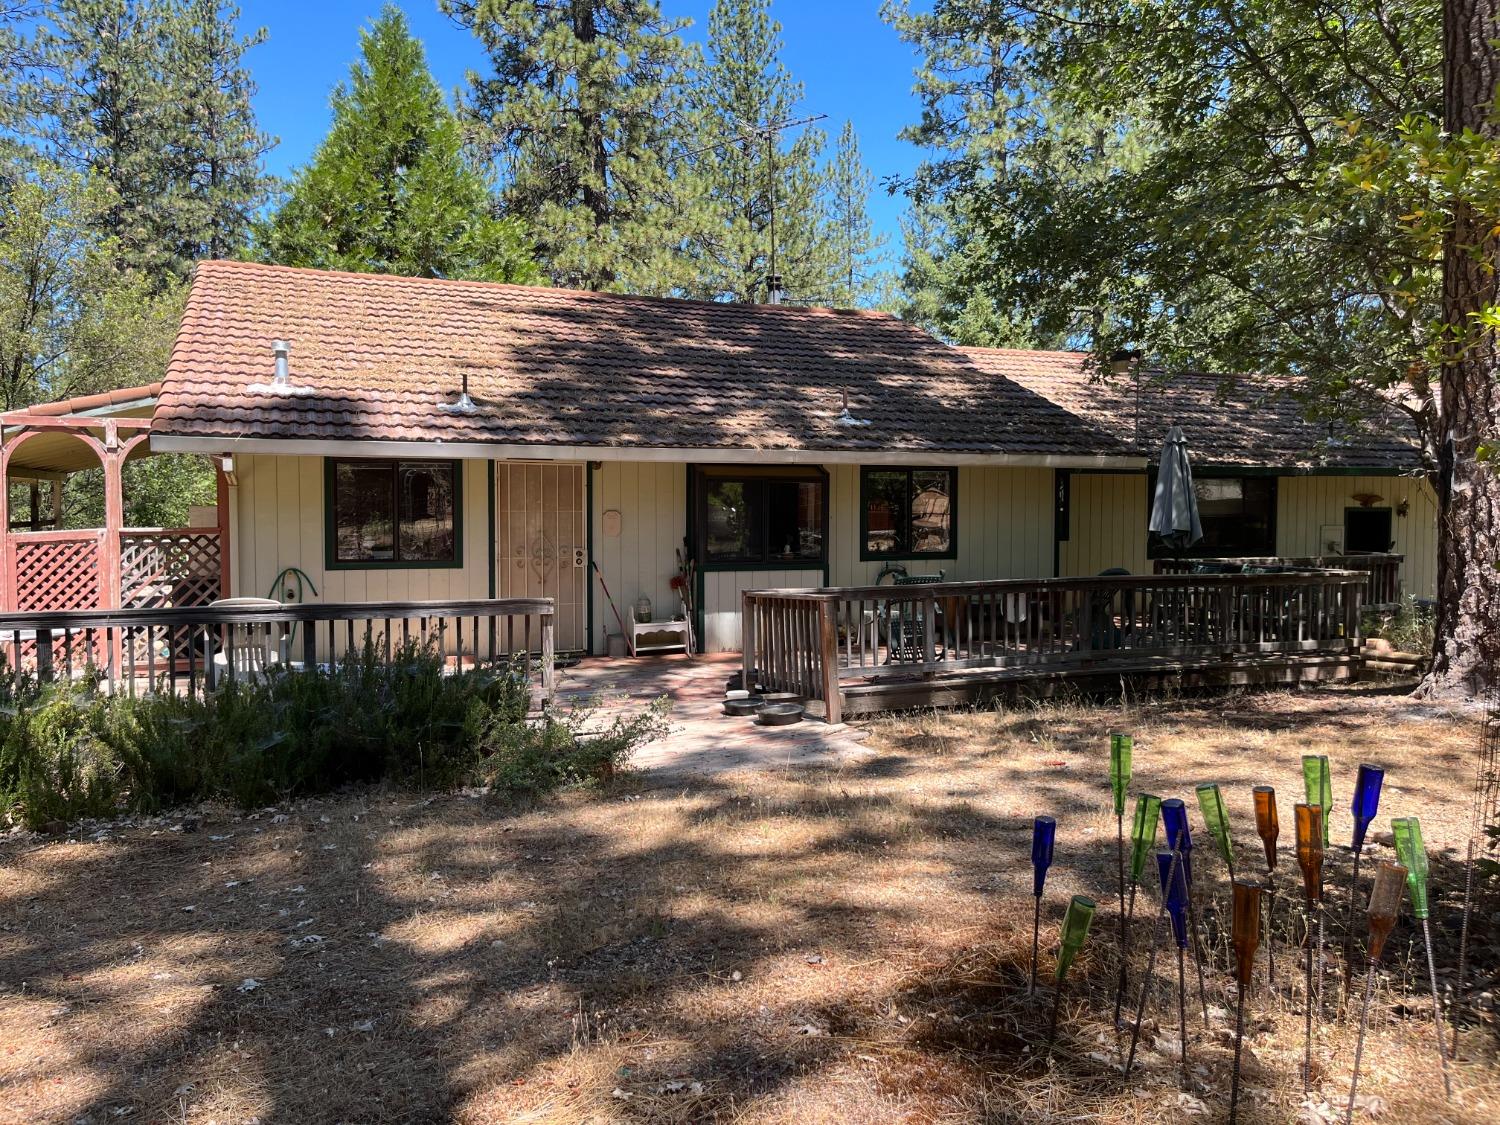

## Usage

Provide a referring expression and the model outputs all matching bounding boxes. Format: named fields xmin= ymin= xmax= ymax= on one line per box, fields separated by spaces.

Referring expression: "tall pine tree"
xmin=257 ymin=5 xmax=534 ymax=282
xmin=40 ymin=0 xmax=271 ymax=280
xmin=681 ymin=0 xmax=833 ymax=304
xmin=442 ymin=0 xmax=692 ymax=292
xmin=824 ymin=120 xmax=887 ymax=308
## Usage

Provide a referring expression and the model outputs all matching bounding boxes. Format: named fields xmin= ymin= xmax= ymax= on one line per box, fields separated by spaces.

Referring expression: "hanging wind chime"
xmin=1030 ymin=815 xmax=1057 ymax=997
xmin=1343 ymin=765 xmax=1385 ymax=994
xmin=1295 ymin=803 xmax=1325 ymax=1093
xmin=1393 ymin=816 xmax=1452 ymax=1100
xmin=1346 ymin=862 xmax=1407 ymax=1125
xmin=1229 ymin=878 xmax=1263 ymax=1125
xmin=1253 ymin=785 xmax=1280 ymax=985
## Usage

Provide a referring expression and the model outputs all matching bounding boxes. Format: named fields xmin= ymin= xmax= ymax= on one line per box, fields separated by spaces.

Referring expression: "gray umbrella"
xmin=1149 ymin=425 xmax=1203 ymax=551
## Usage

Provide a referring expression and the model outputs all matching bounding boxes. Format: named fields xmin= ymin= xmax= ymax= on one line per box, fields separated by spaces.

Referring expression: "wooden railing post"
xmin=818 ymin=598 xmax=841 ymax=725
xmin=742 ymin=591 xmax=756 ymax=692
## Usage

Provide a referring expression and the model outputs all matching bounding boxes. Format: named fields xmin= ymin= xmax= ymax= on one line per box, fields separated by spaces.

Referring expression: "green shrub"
xmin=0 ymin=641 xmax=665 ymax=830
xmin=1362 ymin=593 xmax=1435 ymax=657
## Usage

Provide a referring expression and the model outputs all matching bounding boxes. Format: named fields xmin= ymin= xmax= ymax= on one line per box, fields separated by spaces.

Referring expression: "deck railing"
xmin=1155 ymin=554 xmax=1403 ymax=606
xmin=0 ymin=597 xmax=556 ymax=701
xmin=744 ymin=572 xmax=1365 ymax=723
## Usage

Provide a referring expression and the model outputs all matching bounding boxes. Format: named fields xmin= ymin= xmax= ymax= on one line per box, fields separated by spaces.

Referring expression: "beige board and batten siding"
xmin=1275 ymin=474 xmax=1438 ymax=600
xmin=825 ymin=464 xmax=1055 ymax=587
xmin=233 ymin=454 xmax=487 ymax=662
xmin=590 ymin=461 xmax=687 ymax=654
xmin=702 ymin=568 xmax=823 ymax=653
xmin=1059 ymin=473 xmax=1150 ymax=578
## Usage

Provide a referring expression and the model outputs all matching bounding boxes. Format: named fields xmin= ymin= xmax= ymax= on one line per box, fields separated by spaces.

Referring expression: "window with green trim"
xmin=327 ymin=458 xmax=461 ymax=568
xmin=860 ymin=467 xmax=957 ymax=560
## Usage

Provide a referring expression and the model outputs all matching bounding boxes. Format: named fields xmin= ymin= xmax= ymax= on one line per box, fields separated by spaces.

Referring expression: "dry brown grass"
xmin=1 ymin=682 xmax=1496 ymax=1123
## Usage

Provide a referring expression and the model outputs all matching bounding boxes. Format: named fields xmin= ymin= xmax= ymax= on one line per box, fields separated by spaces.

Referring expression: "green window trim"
xmin=324 ymin=457 xmax=464 ymax=571
xmin=690 ymin=464 xmax=829 ymax=569
xmin=859 ymin=466 xmax=959 ymax=562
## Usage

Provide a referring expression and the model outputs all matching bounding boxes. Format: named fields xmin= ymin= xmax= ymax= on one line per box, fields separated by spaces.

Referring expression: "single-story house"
xmin=7 ymin=260 xmax=1433 ymax=657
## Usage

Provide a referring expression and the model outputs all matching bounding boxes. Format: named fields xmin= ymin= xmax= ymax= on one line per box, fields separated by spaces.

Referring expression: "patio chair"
xmin=204 ymin=597 xmax=291 ymax=688
xmin=885 ymin=570 xmax=947 ymax=663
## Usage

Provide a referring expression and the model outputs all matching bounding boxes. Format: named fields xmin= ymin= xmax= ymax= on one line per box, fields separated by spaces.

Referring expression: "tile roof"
xmin=154 ymin=261 xmax=1134 ymax=461
xmin=960 ymin=347 xmax=1423 ymax=471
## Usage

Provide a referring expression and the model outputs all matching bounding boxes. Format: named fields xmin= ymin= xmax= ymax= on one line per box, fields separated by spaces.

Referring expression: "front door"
xmin=494 ymin=462 xmax=588 ymax=653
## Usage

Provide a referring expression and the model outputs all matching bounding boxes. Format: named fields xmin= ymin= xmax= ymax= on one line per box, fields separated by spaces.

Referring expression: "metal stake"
xmin=1342 ymin=845 xmax=1363 ymax=997
xmin=1115 ymin=808 xmax=1128 ymax=1030
xmin=1183 ymin=876 xmax=1211 ymax=1027
xmin=1176 ymin=944 xmax=1190 ymax=1090
xmin=1231 ymin=979 xmax=1248 ymax=1123
xmin=1346 ymin=963 xmax=1376 ymax=1124
xmin=1303 ymin=904 xmax=1315 ymax=1094
xmin=1125 ymin=847 xmax=1184 ymax=1079
xmin=1029 ymin=894 xmax=1042 ymax=997
xmin=1420 ymin=916 xmax=1454 ymax=1099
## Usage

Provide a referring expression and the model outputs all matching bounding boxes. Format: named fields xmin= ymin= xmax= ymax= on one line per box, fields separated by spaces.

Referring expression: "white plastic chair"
xmin=206 ymin=597 xmax=290 ymax=686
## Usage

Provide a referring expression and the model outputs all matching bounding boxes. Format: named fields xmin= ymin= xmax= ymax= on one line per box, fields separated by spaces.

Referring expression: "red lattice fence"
xmin=13 ymin=531 xmax=102 ymax=611
xmin=120 ymin=530 xmax=222 ymax=609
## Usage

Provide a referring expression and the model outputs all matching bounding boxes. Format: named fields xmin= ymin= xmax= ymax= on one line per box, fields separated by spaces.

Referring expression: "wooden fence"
xmin=743 ymin=571 xmax=1366 ymax=723
xmin=1155 ymin=554 xmax=1403 ymax=606
xmin=0 ymin=596 xmax=556 ymax=701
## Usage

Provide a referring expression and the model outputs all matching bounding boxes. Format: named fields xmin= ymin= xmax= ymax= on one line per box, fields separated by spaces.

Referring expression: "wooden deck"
xmin=743 ymin=571 xmax=1367 ymax=721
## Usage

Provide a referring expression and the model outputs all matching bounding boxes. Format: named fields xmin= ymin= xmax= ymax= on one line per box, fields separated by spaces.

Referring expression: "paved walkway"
xmin=554 ymin=653 xmax=875 ymax=775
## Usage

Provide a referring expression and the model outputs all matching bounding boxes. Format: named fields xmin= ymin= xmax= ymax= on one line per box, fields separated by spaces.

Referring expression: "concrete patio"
xmin=554 ymin=652 xmax=875 ymax=775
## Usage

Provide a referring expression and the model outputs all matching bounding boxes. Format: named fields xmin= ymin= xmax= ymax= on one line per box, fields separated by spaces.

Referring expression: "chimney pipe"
xmin=766 ymin=274 xmax=785 ymax=305
xmin=272 ymin=339 xmax=290 ymax=385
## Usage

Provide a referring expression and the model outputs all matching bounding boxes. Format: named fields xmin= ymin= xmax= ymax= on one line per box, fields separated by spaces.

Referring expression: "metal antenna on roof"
xmin=682 ymin=113 xmax=826 ymax=304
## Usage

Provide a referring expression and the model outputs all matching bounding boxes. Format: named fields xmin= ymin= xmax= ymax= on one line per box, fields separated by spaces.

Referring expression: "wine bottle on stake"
xmin=1393 ymin=817 xmax=1452 ymax=1099
xmin=1029 ymin=815 xmax=1056 ymax=997
xmin=1110 ymin=734 xmax=1134 ymax=1033
xmin=1342 ymin=765 xmax=1385 ymax=994
xmin=1345 ymin=863 xmax=1407 ymax=1125
xmin=1161 ymin=798 xmax=1209 ymax=1025
xmin=1196 ymin=781 xmax=1236 ymax=880
xmin=1294 ymin=803 xmax=1325 ymax=1094
xmin=1253 ymin=785 xmax=1280 ymax=985
xmin=1046 ymin=894 xmax=1098 ymax=1056
xmin=1229 ymin=879 xmax=1263 ymax=1125
xmin=1302 ymin=755 xmax=1333 ymax=846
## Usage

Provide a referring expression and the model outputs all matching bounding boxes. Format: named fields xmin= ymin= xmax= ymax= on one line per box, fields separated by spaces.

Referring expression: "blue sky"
xmin=243 ymin=1 xmax=924 ymax=251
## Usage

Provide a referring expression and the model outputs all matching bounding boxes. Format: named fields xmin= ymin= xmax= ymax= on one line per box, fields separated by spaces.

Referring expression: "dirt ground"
xmin=1 ymin=682 xmax=1496 ymax=1123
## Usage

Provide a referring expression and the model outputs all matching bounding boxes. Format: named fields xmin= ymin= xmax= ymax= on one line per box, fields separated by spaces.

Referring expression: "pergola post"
xmin=0 ymin=445 xmax=10 ymax=612
xmin=100 ymin=422 xmax=123 ymax=612
xmin=216 ymin=460 xmax=232 ymax=599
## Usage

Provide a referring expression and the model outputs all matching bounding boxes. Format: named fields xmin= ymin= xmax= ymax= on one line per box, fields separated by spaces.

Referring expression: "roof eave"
xmin=148 ymin=433 xmax=1146 ymax=470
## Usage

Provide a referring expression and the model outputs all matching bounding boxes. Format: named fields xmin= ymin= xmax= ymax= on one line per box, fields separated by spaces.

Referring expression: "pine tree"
xmin=442 ymin=0 xmax=692 ymax=292
xmin=159 ymin=0 xmax=275 ymax=264
xmin=40 ymin=0 xmax=271 ymax=280
xmin=257 ymin=5 xmax=534 ymax=282
xmin=824 ymin=121 xmax=887 ymax=308
xmin=682 ymin=0 xmax=833 ymax=304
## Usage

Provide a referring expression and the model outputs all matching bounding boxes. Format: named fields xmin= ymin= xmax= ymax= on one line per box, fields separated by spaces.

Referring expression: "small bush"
xmin=0 ymin=641 xmax=666 ymax=830
xmin=1362 ymin=593 xmax=1435 ymax=656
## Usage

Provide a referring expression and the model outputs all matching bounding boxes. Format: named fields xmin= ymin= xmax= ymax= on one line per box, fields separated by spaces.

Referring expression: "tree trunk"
xmin=1424 ymin=0 xmax=1500 ymax=696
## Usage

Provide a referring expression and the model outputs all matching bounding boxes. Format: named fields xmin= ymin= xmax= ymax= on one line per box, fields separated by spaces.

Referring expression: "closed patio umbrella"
xmin=1150 ymin=425 xmax=1203 ymax=551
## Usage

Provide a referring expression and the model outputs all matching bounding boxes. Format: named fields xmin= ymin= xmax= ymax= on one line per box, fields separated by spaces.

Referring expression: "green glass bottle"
xmin=1301 ymin=755 xmax=1332 ymax=846
xmin=1110 ymin=733 xmax=1134 ymax=817
xmin=1130 ymin=794 xmax=1163 ymax=883
xmin=1055 ymin=894 xmax=1098 ymax=982
xmin=1196 ymin=782 xmax=1234 ymax=866
xmin=1393 ymin=817 xmax=1430 ymax=920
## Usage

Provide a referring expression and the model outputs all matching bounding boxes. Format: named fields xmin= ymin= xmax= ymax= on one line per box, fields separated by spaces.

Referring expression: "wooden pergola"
xmin=0 ymin=385 xmax=230 ymax=614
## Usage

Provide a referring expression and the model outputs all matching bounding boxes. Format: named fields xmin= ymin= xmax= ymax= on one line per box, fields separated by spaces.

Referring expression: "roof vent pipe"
xmin=439 ymin=369 xmax=480 ymax=415
xmin=272 ymin=339 xmax=290 ymax=385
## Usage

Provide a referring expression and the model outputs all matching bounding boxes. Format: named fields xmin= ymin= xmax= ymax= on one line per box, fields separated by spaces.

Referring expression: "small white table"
xmin=630 ymin=611 xmax=693 ymax=655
